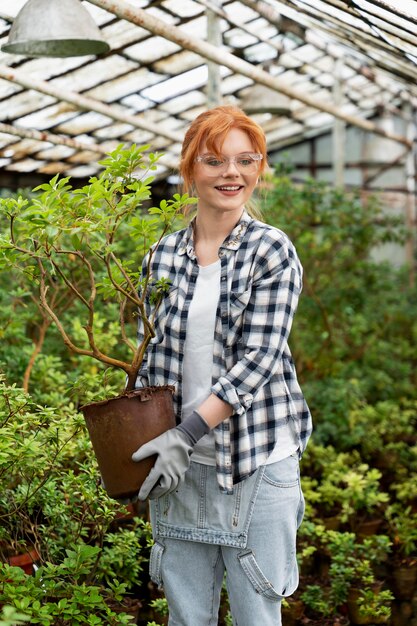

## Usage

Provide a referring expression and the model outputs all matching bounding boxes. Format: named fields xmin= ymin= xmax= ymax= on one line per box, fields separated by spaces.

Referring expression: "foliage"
xmin=262 ymin=170 xmax=416 ymax=622
xmin=0 ymin=144 xmax=196 ymax=394
xmin=355 ymin=587 xmax=394 ymax=620
xmin=0 ymin=546 xmax=135 ymax=625
xmin=149 ymin=598 xmax=169 ymax=617
xmin=262 ymin=168 xmax=416 ymax=446
xmin=385 ymin=503 xmax=417 ymax=560
xmin=300 ymin=526 xmax=392 ymax=618
xmin=0 ymin=605 xmax=30 ymax=625
xmin=0 ymin=376 xmax=152 ymax=623
xmin=301 ymin=442 xmax=389 ymax=524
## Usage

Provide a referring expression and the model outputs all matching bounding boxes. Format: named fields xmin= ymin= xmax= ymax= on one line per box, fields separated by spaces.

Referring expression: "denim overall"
xmin=149 ymin=454 xmax=305 ymax=626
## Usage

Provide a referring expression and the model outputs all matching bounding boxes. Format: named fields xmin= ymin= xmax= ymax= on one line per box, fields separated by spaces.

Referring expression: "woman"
xmin=132 ymin=105 xmax=312 ymax=626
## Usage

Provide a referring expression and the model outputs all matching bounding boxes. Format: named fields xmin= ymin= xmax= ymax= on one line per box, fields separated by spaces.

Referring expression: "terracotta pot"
xmin=8 ymin=547 xmax=39 ymax=575
xmin=354 ymin=517 xmax=383 ymax=540
xmin=81 ymin=386 xmax=176 ymax=500
xmin=392 ymin=560 xmax=417 ymax=600
xmin=282 ymin=598 xmax=305 ymax=625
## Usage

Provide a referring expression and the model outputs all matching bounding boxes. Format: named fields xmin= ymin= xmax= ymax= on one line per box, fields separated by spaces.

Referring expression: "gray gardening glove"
xmin=132 ymin=410 xmax=210 ymax=500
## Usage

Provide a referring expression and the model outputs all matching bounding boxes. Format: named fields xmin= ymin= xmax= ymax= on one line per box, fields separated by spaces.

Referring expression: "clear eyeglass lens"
xmin=197 ymin=154 xmax=261 ymax=174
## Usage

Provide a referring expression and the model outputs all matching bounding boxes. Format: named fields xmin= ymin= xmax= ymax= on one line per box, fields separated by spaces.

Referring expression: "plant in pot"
xmin=327 ymin=530 xmax=393 ymax=625
xmin=300 ymin=528 xmax=393 ymax=625
xmin=385 ymin=502 xmax=417 ymax=600
xmin=0 ymin=144 xmax=196 ymax=500
xmin=301 ymin=442 xmax=389 ymax=533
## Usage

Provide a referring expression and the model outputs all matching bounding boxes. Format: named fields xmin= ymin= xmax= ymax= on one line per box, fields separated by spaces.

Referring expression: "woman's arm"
xmin=212 ymin=237 xmax=303 ymax=416
xmin=196 ymin=393 xmax=233 ymax=428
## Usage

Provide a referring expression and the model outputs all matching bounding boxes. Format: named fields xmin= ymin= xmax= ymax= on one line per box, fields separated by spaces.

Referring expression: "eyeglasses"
xmin=195 ymin=153 xmax=263 ymax=175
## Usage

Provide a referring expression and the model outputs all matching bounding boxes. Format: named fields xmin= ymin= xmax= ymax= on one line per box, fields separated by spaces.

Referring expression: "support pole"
xmin=404 ymin=102 xmax=416 ymax=287
xmin=333 ymin=60 xmax=345 ymax=187
xmin=85 ymin=0 xmax=412 ymax=148
xmin=196 ymin=0 xmax=283 ymax=55
xmin=206 ymin=0 xmax=222 ymax=107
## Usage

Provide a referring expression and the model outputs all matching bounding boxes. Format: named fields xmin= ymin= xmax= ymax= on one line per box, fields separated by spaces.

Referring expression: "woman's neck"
xmin=193 ymin=209 xmax=242 ymax=266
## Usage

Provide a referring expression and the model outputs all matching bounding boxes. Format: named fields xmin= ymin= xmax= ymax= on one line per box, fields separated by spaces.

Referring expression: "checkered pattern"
xmin=137 ymin=212 xmax=312 ymax=493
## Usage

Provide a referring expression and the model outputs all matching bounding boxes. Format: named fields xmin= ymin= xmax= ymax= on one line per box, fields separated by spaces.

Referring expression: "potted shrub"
xmin=299 ymin=526 xmax=393 ymax=625
xmin=385 ymin=503 xmax=417 ymax=600
xmin=0 ymin=144 xmax=196 ymax=499
xmin=301 ymin=442 xmax=389 ymax=533
xmin=346 ymin=586 xmax=393 ymax=625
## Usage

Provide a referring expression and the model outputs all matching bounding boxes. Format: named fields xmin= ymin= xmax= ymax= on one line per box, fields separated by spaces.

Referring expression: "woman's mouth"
xmin=215 ymin=185 xmax=244 ymax=195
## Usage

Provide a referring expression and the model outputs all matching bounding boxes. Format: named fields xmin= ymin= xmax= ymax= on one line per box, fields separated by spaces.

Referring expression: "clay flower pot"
xmin=8 ymin=547 xmax=40 ymax=575
xmin=81 ymin=386 xmax=176 ymax=500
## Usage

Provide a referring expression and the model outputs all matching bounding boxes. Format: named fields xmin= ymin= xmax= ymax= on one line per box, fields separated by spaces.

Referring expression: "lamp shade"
xmin=2 ymin=0 xmax=110 ymax=57
xmin=241 ymin=84 xmax=292 ymax=116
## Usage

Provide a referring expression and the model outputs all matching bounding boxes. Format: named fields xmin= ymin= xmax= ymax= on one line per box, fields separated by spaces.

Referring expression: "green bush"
xmin=262 ymin=169 xmax=416 ymax=446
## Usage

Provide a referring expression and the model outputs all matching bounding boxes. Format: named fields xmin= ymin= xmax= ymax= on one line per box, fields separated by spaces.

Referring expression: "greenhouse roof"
xmin=0 ymin=0 xmax=416 ymax=182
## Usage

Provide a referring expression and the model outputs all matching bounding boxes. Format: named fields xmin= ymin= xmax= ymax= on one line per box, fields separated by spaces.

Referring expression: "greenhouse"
xmin=0 ymin=0 xmax=416 ymax=625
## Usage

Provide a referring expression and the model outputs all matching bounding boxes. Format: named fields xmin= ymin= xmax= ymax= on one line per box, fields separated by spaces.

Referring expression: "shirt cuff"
xmin=211 ymin=378 xmax=253 ymax=416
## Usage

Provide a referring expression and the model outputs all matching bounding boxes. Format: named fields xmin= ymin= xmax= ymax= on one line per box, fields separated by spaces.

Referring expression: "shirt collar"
xmin=177 ymin=210 xmax=253 ymax=259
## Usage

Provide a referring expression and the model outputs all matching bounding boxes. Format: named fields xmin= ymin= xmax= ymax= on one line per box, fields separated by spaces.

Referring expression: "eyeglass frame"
xmin=194 ymin=152 xmax=263 ymax=175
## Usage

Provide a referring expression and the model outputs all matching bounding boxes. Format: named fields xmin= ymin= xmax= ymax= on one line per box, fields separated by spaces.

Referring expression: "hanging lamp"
xmin=240 ymin=84 xmax=292 ymax=116
xmin=2 ymin=0 xmax=110 ymax=57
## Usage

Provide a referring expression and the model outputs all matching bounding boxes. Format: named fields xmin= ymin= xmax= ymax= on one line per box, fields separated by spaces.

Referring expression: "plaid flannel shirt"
xmin=137 ymin=211 xmax=312 ymax=493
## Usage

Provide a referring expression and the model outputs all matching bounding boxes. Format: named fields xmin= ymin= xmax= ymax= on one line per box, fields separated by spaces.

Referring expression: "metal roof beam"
xmin=0 ymin=65 xmax=183 ymax=144
xmin=0 ymin=122 xmax=107 ymax=154
xmin=195 ymin=0 xmax=283 ymax=54
xmin=0 ymin=121 xmax=179 ymax=172
xmin=85 ymin=0 xmax=412 ymax=147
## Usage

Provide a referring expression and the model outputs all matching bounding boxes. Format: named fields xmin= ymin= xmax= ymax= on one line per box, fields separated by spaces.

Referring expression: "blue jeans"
xmin=149 ymin=455 xmax=305 ymax=626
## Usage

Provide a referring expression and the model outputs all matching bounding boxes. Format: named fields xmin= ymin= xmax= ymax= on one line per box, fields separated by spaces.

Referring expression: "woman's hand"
xmin=132 ymin=410 xmax=210 ymax=500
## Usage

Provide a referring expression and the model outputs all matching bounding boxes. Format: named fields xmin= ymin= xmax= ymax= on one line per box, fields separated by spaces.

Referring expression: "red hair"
xmin=180 ymin=105 xmax=267 ymax=197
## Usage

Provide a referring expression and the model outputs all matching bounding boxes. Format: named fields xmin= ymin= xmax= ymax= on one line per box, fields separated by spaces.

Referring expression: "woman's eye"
xmin=238 ymin=158 xmax=253 ymax=167
xmin=206 ymin=158 xmax=224 ymax=167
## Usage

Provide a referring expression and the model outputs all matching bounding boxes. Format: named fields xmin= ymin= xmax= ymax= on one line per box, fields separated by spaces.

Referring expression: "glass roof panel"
xmin=0 ymin=0 xmax=414 ymax=182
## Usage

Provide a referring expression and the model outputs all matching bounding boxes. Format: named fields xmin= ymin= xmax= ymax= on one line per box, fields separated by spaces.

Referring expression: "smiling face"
xmin=192 ymin=127 xmax=259 ymax=218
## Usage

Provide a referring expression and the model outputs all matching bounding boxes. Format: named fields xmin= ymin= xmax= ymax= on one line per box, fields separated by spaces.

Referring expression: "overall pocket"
xmin=149 ymin=540 xmax=165 ymax=588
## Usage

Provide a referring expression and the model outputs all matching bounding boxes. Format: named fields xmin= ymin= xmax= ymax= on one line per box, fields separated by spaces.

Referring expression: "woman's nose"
xmin=222 ymin=158 xmax=239 ymax=176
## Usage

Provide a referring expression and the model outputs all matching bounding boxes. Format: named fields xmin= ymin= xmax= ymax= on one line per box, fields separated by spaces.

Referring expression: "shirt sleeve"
xmin=211 ymin=235 xmax=303 ymax=415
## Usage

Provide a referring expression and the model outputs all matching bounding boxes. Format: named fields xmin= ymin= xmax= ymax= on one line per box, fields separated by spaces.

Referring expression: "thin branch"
xmin=22 ymin=315 xmax=51 ymax=393
xmin=125 ymin=332 xmax=152 ymax=391
xmin=37 ymin=258 xmax=131 ymax=372
xmin=52 ymin=250 xmax=94 ymax=309
xmin=105 ymin=250 xmax=141 ymax=307
xmin=119 ymin=298 xmax=136 ymax=353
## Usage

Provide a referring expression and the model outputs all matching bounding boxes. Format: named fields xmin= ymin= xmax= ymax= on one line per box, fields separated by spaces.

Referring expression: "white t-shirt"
xmin=181 ymin=260 xmax=298 ymax=466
